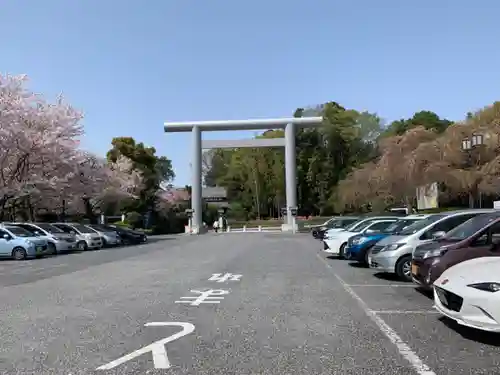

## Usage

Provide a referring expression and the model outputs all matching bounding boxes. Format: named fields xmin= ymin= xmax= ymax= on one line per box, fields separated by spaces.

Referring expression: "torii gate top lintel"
xmin=164 ymin=116 xmax=323 ymax=234
xmin=163 ymin=117 xmax=323 ymax=133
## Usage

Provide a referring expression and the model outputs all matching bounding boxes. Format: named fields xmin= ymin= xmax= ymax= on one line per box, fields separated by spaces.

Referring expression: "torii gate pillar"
xmin=164 ymin=117 xmax=323 ymax=233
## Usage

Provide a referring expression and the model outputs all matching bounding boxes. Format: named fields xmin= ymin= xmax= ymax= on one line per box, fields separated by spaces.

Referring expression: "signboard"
xmin=494 ymin=201 xmax=500 ymax=209
xmin=416 ymin=182 xmax=438 ymax=210
xmin=202 ymin=186 xmax=227 ymax=203
xmin=204 ymin=196 xmax=226 ymax=203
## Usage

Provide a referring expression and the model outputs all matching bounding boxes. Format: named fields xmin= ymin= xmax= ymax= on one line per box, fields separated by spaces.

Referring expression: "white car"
xmin=323 ymin=217 xmax=399 ymax=258
xmin=434 ymin=256 xmax=500 ymax=332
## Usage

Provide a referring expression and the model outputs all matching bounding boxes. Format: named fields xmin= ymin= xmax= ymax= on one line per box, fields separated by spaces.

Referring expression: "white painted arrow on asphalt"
xmin=96 ymin=322 xmax=195 ymax=370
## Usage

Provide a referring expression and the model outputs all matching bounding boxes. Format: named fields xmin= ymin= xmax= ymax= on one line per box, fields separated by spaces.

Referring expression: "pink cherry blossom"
xmin=0 ymin=73 xmax=142 ymax=215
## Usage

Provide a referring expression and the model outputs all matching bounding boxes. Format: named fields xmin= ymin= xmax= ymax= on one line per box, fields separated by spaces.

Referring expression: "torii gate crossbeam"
xmin=164 ymin=117 xmax=323 ymax=233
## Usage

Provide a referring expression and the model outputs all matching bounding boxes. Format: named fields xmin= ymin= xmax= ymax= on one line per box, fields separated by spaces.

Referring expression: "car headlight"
xmin=352 ymin=237 xmax=367 ymax=245
xmin=467 ymin=282 xmax=500 ymax=292
xmin=423 ymin=248 xmax=448 ymax=259
xmin=381 ymin=243 xmax=405 ymax=252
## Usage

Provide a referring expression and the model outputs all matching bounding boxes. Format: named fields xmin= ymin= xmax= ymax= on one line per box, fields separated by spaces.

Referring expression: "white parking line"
xmin=347 ymin=284 xmax=416 ymax=287
xmin=316 ymin=253 xmax=436 ymax=375
xmin=370 ymin=310 xmax=439 ymax=314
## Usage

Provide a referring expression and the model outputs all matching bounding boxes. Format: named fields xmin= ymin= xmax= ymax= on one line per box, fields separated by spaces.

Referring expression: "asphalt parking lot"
xmin=0 ymin=233 xmax=498 ymax=374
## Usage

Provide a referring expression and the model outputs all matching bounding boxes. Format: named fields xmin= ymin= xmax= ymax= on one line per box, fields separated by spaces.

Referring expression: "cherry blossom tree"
xmin=0 ymin=73 xmax=142 ymax=220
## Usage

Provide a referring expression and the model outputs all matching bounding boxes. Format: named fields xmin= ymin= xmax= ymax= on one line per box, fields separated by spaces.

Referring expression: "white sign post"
xmin=96 ymin=322 xmax=195 ymax=370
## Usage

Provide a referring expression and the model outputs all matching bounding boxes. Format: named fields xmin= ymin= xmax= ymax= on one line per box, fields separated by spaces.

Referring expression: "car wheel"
xmin=396 ymin=255 xmax=412 ymax=282
xmin=12 ymin=247 xmax=27 ymax=261
xmin=77 ymin=241 xmax=88 ymax=251
xmin=48 ymin=242 xmax=58 ymax=255
xmin=339 ymin=243 xmax=347 ymax=259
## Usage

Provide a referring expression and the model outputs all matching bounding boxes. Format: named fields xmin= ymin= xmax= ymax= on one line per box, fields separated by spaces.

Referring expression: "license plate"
xmin=411 ymin=264 xmax=419 ymax=275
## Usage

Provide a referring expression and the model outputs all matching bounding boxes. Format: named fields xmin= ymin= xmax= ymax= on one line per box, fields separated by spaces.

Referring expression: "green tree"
xmin=106 ymin=137 xmax=174 ymax=219
xmin=383 ymin=111 xmax=452 ymax=137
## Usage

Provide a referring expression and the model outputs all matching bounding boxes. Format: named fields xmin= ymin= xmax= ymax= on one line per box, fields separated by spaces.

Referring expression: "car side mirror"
xmin=34 ymin=231 xmax=40 ymax=236
xmin=432 ymin=231 xmax=446 ymax=239
xmin=364 ymin=229 xmax=376 ymax=235
xmin=3 ymin=234 xmax=10 ymax=240
xmin=70 ymin=230 xmax=76 ymax=235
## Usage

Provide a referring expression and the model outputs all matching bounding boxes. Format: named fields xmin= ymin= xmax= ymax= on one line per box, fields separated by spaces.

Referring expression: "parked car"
xmin=323 ymin=215 xmax=393 ymax=240
xmin=107 ymin=225 xmax=148 ymax=245
xmin=434 ymin=256 xmax=500 ymax=332
xmin=323 ymin=217 xmax=400 ymax=258
xmin=85 ymin=224 xmax=121 ymax=247
xmin=412 ymin=212 xmax=500 ymax=290
xmin=0 ymin=224 xmax=48 ymax=260
xmin=368 ymin=209 xmax=497 ymax=281
xmin=51 ymin=223 xmax=103 ymax=251
xmin=8 ymin=222 xmax=77 ymax=255
xmin=312 ymin=216 xmax=360 ymax=239
xmin=345 ymin=215 xmax=430 ymax=265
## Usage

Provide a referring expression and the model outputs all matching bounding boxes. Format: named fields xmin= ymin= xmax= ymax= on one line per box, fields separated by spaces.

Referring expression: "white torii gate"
xmin=164 ymin=117 xmax=323 ymax=233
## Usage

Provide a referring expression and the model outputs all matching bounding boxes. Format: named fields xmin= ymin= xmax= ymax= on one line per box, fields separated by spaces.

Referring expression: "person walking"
xmin=212 ymin=220 xmax=219 ymax=233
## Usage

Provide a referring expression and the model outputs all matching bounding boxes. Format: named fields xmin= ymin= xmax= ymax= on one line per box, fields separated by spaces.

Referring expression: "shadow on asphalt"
xmin=326 ymin=255 xmax=341 ymax=260
xmin=373 ymin=272 xmax=407 ymax=282
xmin=347 ymin=262 xmax=368 ymax=268
xmin=0 ymin=237 xmax=175 ymax=262
xmin=439 ymin=316 xmax=500 ymax=346
xmin=415 ymin=286 xmax=434 ymax=300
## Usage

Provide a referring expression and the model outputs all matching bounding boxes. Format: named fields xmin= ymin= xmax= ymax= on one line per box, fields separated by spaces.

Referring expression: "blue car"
xmin=0 ymin=224 xmax=49 ymax=260
xmin=344 ymin=215 xmax=427 ymax=265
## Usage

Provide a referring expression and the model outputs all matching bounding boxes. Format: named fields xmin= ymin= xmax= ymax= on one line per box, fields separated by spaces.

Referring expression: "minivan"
xmin=412 ymin=212 xmax=500 ymax=290
xmin=368 ymin=209 xmax=498 ymax=281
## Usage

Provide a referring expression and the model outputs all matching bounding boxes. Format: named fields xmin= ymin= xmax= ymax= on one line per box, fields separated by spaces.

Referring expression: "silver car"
xmin=85 ymin=224 xmax=121 ymax=247
xmin=368 ymin=209 xmax=498 ymax=281
xmin=9 ymin=222 xmax=77 ymax=254
xmin=52 ymin=223 xmax=103 ymax=251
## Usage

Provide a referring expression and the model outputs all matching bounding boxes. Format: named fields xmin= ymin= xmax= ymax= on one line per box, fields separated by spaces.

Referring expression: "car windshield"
xmin=324 ymin=218 xmax=337 ymax=226
xmin=336 ymin=218 xmax=359 ymax=228
xmin=343 ymin=220 xmax=360 ymax=231
xmin=398 ymin=215 xmax=447 ymax=235
xmin=444 ymin=215 xmax=498 ymax=241
xmin=382 ymin=219 xmax=422 ymax=234
xmin=348 ymin=219 xmax=377 ymax=232
xmin=72 ymin=224 xmax=96 ymax=234
xmin=36 ymin=223 xmax=64 ymax=233
xmin=6 ymin=226 xmax=34 ymax=237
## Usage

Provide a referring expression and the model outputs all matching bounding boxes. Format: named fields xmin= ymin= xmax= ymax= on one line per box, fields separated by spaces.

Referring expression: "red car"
xmin=411 ymin=212 xmax=500 ymax=290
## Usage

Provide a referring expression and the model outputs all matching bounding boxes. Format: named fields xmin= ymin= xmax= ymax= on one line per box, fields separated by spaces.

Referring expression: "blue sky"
xmin=2 ymin=0 xmax=500 ymax=185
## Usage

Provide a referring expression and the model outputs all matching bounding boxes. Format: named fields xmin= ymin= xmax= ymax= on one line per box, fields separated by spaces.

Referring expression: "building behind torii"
xmin=164 ymin=117 xmax=323 ymax=233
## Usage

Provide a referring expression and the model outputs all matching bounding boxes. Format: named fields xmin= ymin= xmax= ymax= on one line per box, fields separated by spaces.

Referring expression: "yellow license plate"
xmin=411 ymin=264 xmax=419 ymax=275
